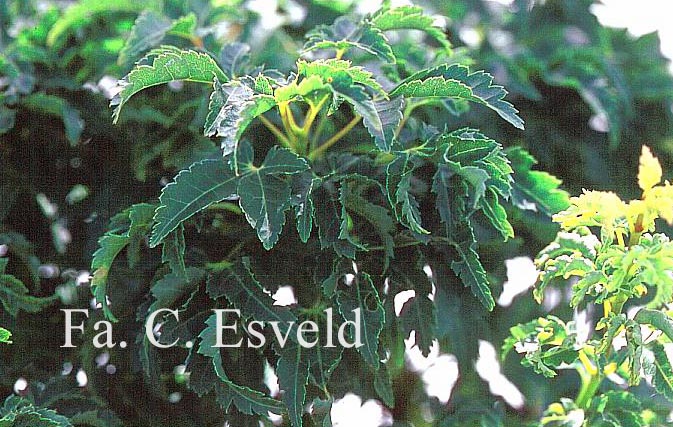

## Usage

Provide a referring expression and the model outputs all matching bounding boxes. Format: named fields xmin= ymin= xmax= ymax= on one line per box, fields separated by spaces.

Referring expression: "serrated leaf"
xmin=303 ymin=16 xmax=394 ymax=63
xmin=329 ymin=74 xmax=399 ymax=151
xmin=90 ymin=234 xmax=128 ymax=322
xmin=314 ymin=186 xmax=357 ymax=258
xmin=148 ymin=267 xmax=204 ymax=313
xmin=150 ymin=159 xmax=238 ymax=247
xmin=336 ymin=272 xmax=385 ymax=368
xmin=452 ymin=240 xmax=495 ymax=311
xmin=274 ymin=75 xmax=327 ymax=103
xmin=651 ymin=343 xmax=673 ymax=401
xmin=194 ymin=317 xmax=287 ymax=416
xmin=276 ymin=342 xmax=310 ymax=427
xmin=391 ymin=260 xmax=436 ymax=356
xmin=386 ymin=153 xmax=429 ymax=235
xmin=237 ymin=144 xmax=309 ymax=249
xmin=204 ymin=80 xmax=276 ymax=165
xmin=507 ymin=147 xmax=570 ymax=216
xmin=480 ymin=189 xmax=514 ymax=240
xmin=0 ymin=271 xmax=56 ymax=318
xmin=370 ymin=5 xmax=451 ymax=51
xmin=206 ymin=259 xmax=299 ymax=340
xmin=161 ymin=224 xmax=187 ymax=277
xmin=112 ymin=48 xmax=227 ymax=123
xmin=339 ymin=176 xmax=395 ymax=260
xmin=391 ymin=64 xmax=524 ymax=129
xmin=297 ymin=59 xmax=385 ymax=95
xmin=291 ymin=173 xmax=319 ymax=243
xmin=213 ymin=352 xmax=286 ymax=416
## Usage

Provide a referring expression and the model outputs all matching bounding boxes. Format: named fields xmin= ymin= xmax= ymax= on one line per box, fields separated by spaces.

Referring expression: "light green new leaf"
xmin=0 ymin=328 xmax=10 ymax=344
xmin=390 ymin=64 xmax=524 ymax=129
xmin=150 ymin=159 xmax=238 ymax=247
xmin=297 ymin=59 xmax=385 ymax=95
xmin=336 ymin=272 xmax=385 ymax=368
xmin=370 ymin=5 xmax=451 ymax=51
xmin=112 ymin=48 xmax=227 ymax=123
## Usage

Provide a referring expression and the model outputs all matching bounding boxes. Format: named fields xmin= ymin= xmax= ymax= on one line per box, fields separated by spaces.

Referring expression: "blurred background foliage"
xmin=1 ymin=0 xmax=672 ymax=426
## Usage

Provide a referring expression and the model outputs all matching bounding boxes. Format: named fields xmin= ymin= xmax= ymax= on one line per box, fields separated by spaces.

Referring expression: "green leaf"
xmin=314 ymin=186 xmax=357 ymax=259
xmin=90 ymin=234 xmax=128 ymax=322
xmin=650 ymin=343 xmax=673 ymax=402
xmin=204 ymin=80 xmax=276 ymax=166
xmin=112 ymin=48 xmax=227 ymax=123
xmin=370 ymin=5 xmax=451 ymax=51
xmin=118 ymin=12 xmax=172 ymax=67
xmin=150 ymin=159 xmax=238 ymax=247
xmin=161 ymin=224 xmax=187 ymax=277
xmin=373 ymin=365 xmax=395 ymax=408
xmin=297 ymin=58 xmax=385 ymax=95
xmin=274 ymin=75 xmax=327 ymax=103
xmin=507 ymin=147 xmax=570 ymax=216
xmin=329 ymin=74 xmax=400 ymax=152
xmin=237 ymin=144 xmax=309 ymax=249
xmin=0 ymin=328 xmax=10 ymax=344
xmin=46 ymin=0 xmax=162 ymax=47
xmin=339 ymin=176 xmax=395 ymax=260
xmin=291 ymin=173 xmax=319 ymax=243
xmin=148 ymin=267 xmax=204 ymax=313
xmin=386 ymin=153 xmax=429 ymax=235
xmin=118 ymin=12 xmax=197 ymax=67
xmin=391 ymin=260 xmax=436 ymax=356
xmin=452 ymin=237 xmax=495 ymax=311
xmin=336 ymin=272 xmax=385 ymax=368
xmin=303 ymin=16 xmax=395 ymax=63
xmin=0 ymin=258 xmax=57 ymax=317
xmin=21 ymin=93 xmax=83 ymax=146
xmin=275 ymin=342 xmax=310 ymax=427
xmin=390 ymin=64 xmax=524 ymax=129
xmin=480 ymin=189 xmax=514 ymax=240
xmin=206 ymin=258 xmax=299 ymax=340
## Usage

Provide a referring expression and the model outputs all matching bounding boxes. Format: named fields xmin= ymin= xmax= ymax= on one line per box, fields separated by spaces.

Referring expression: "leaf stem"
xmin=309 ymin=115 xmax=362 ymax=160
xmin=259 ymin=115 xmax=292 ymax=148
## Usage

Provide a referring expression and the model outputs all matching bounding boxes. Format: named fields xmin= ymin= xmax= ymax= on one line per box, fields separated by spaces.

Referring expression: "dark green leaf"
xmin=150 ymin=159 xmax=238 ymax=247
xmin=276 ymin=342 xmax=310 ymax=427
xmin=336 ymin=272 xmax=385 ymax=368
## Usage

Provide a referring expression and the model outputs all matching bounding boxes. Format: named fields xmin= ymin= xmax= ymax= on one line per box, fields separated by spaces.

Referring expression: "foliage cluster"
xmin=1 ymin=0 xmax=673 ymax=426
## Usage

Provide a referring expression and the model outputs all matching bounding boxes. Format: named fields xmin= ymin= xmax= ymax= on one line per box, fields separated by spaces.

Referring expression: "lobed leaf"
xmin=112 ymin=48 xmax=228 ymax=123
xmin=150 ymin=159 xmax=238 ymax=247
xmin=390 ymin=64 xmax=524 ymax=129
xmin=370 ymin=5 xmax=451 ymax=51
